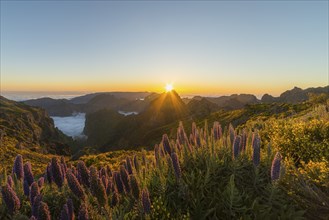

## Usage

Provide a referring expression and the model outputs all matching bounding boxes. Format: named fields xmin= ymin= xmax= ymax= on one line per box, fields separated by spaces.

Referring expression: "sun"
xmin=165 ymin=83 xmax=174 ymax=92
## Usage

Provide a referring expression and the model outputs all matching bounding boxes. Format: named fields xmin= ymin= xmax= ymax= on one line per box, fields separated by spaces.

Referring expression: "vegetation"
xmin=1 ymin=99 xmax=328 ymax=219
xmin=0 ymin=96 xmax=72 ymax=155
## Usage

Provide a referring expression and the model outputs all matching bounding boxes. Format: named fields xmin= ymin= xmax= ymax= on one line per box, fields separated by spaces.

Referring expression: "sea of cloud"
xmin=51 ymin=113 xmax=86 ymax=139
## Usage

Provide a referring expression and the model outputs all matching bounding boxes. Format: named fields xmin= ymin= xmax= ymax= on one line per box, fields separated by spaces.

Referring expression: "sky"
xmin=1 ymin=1 xmax=328 ymax=96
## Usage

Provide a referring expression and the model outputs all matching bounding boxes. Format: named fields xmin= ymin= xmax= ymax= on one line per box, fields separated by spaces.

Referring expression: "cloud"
xmin=51 ymin=113 xmax=86 ymax=139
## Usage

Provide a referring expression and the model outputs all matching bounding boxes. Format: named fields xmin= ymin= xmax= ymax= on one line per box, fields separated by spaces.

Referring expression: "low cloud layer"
xmin=51 ymin=113 xmax=86 ymax=138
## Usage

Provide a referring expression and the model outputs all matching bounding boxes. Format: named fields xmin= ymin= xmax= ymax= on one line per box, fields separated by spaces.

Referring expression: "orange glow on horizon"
xmin=1 ymin=80 xmax=314 ymax=97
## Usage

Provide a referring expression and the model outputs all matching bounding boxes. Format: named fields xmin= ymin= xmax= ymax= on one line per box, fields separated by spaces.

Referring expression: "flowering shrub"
xmin=0 ymin=120 xmax=328 ymax=219
xmin=268 ymin=118 xmax=329 ymax=163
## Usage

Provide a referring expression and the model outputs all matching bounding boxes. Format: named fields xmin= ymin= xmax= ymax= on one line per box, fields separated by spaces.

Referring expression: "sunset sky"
xmin=1 ymin=1 xmax=328 ymax=96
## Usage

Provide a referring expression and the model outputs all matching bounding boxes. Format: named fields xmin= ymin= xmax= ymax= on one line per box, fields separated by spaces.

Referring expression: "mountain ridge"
xmin=0 ymin=96 xmax=72 ymax=155
xmin=20 ymin=86 xmax=329 ymax=117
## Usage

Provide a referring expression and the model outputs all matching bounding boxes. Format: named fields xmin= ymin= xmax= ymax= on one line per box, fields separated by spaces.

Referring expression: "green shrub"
xmin=267 ymin=118 xmax=329 ymax=164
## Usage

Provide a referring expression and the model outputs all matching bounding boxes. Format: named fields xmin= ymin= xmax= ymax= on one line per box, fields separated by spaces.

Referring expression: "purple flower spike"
xmin=162 ymin=134 xmax=172 ymax=155
xmin=51 ymin=157 xmax=64 ymax=188
xmin=171 ymin=152 xmax=182 ymax=180
xmin=29 ymin=182 xmax=40 ymax=205
xmin=77 ymin=161 xmax=90 ymax=188
xmin=23 ymin=179 xmax=30 ymax=196
xmin=232 ymin=135 xmax=241 ymax=160
xmin=89 ymin=166 xmax=107 ymax=207
xmin=24 ymin=162 xmax=34 ymax=186
xmin=45 ymin=163 xmax=52 ymax=184
xmin=32 ymin=195 xmax=42 ymax=217
xmin=78 ymin=203 xmax=89 ymax=220
xmin=7 ymin=176 xmax=14 ymax=188
xmin=113 ymin=172 xmax=124 ymax=194
xmin=111 ymin=190 xmax=119 ymax=207
xmin=38 ymin=177 xmax=45 ymax=188
xmin=229 ymin=124 xmax=235 ymax=145
xmin=271 ymin=152 xmax=282 ymax=181
xmin=60 ymin=204 xmax=70 ymax=220
xmin=177 ymin=122 xmax=187 ymax=145
xmin=37 ymin=202 xmax=51 ymax=220
xmin=1 ymin=184 xmax=20 ymax=214
xmin=252 ymin=133 xmax=261 ymax=166
xmin=126 ymin=157 xmax=133 ymax=175
xmin=213 ymin=122 xmax=222 ymax=141
xmin=67 ymin=169 xmax=85 ymax=200
xmin=129 ymin=174 xmax=140 ymax=200
xmin=67 ymin=198 xmax=74 ymax=220
xmin=12 ymin=154 xmax=24 ymax=180
xmin=134 ymin=155 xmax=140 ymax=172
xmin=119 ymin=165 xmax=130 ymax=193
xmin=141 ymin=188 xmax=151 ymax=214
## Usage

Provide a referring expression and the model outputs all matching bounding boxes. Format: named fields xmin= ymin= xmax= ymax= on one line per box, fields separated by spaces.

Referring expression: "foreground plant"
xmin=0 ymin=119 xmax=328 ymax=219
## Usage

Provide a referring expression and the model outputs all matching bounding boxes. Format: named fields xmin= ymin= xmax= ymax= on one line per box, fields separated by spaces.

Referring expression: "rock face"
xmin=0 ymin=96 xmax=71 ymax=155
xmin=261 ymin=86 xmax=329 ymax=104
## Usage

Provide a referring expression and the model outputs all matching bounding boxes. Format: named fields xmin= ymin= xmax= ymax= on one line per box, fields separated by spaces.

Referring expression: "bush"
xmin=1 ymin=120 xmax=328 ymax=219
xmin=267 ymin=118 xmax=329 ymax=164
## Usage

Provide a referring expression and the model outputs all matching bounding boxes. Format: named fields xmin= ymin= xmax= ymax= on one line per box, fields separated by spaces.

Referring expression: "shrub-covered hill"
xmin=83 ymin=91 xmax=329 ymax=153
xmin=84 ymin=90 xmax=189 ymax=151
xmin=0 ymin=96 xmax=72 ymax=155
xmin=1 ymin=102 xmax=329 ymax=219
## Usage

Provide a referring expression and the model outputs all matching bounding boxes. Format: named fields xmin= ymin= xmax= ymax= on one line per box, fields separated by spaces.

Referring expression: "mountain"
xmin=23 ymin=92 xmax=157 ymax=116
xmin=187 ymin=97 xmax=220 ymax=118
xmin=206 ymin=94 xmax=259 ymax=110
xmin=83 ymin=109 xmax=125 ymax=148
xmin=261 ymin=86 xmax=329 ymax=103
xmin=69 ymin=92 xmax=152 ymax=104
xmin=23 ymin=97 xmax=80 ymax=116
xmin=142 ymin=90 xmax=188 ymax=126
xmin=81 ymin=87 xmax=329 ymax=151
xmin=84 ymin=91 xmax=189 ymax=150
xmin=82 ymin=92 xmax=159 ymax=114
xmin=82 ymin=94 xmax=131 ymax=113
xmin=0 ymin=96 xmax=71 ymax=155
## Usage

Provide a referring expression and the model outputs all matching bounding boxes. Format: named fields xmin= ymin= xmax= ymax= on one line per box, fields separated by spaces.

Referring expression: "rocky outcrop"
xmin=0 ymin=96 xmax=71 ymax=155
xmin=261 ymin=86 xmax=329 ymax=104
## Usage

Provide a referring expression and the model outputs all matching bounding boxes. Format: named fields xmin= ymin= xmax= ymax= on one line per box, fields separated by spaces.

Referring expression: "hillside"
xmin=0 ymin=96 xmax=71 ymax=155
xmin=1 ymin=99 xmax=328 ymax=219
xmin=23 ymin=98 xmax=80 ymax=117
xmin=261 ymin=86 xmax=329 ymax=103
xmin=206 ymin=94 xmax=259 ymax=110
xmin=187 ymin=97 xmax=220 ymax=118
xmin=83 ymin=90 xmax=324 ymax=152
xmin=69 ymin=92 xmax=153 ymax=104
xmin=23 ymin=92 xmax=157 ymax=116
xmin=84 ymin=91 xmax=189 ymax=151
xmin=21 ymin=86 xmax=329 ymax=117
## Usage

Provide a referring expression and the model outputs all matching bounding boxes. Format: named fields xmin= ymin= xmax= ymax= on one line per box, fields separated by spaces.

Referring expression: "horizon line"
xmin=1 ymin=85 xmax=328 ymax=101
